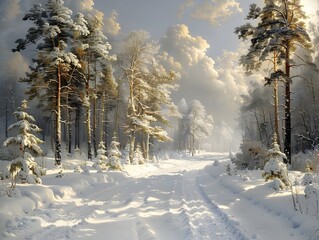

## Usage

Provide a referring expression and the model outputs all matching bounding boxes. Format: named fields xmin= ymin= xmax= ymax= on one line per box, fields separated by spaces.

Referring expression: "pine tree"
xmin=180 ymin=99 xmax=213 ymax=155
xmin=72 ymin=13 xmax=115 ymax=160
xmin=133 ymin=144 xmax=144 ymax=165
xmin=3 ymin=100 xmax=45 ymax=185
xmin=235 ymin=0 xmax=312 ymax=163
xmin=107 ymin=135 xmax=122 ymax=170
xmin=13 ymin=0 xmax=88 ymax=165
xmin=118 ymin=30 xmax=158 ymax=162
xmin=263 ymin=134 xmax=289 ymax=188
xmin=118 ymin=30 xmax=179 ymax=161
xmin=93 ymin=141 xmax=107 ymax=173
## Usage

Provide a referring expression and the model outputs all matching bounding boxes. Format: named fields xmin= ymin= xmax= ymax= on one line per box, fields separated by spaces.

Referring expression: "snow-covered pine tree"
xmin=263 ymin=134 xmax=289 ymax=188
xmin=72 ymin=12 xmax=116 ymax=161
xmin=93 ymin=141 xmax=108 ymax=173
xmin=13 ymin=0 xmax=88 ymax=166
xmin=122 ymin=143 xmax=131 ymax=164
xmin=3 ymin=100 xmax=45 ymax=185
xmin=107 ymin=135 xmax=122 ymax=170
xmin=181 ymin=99 xmax=213 ymax=156
xmin=97 ymin=63 xmax=118 ymax=147
xmin=235 ymin=0 xmax=312 ymax=163
xmin=133 ymin=144 xmax=144 ymax=165
xmin=175 ymin=98 xmax=188 ymax=152
xmin=139 ymin=67 xmax=180 ymax=160
xmin=118 ymin=31 xmax=179 ymax=161
xmin=118 ymin=30 xmax=159 ymax=162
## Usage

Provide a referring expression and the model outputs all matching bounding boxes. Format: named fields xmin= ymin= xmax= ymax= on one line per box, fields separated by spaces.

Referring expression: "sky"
xmin=0 ymin=0 xmax=318 ymax=150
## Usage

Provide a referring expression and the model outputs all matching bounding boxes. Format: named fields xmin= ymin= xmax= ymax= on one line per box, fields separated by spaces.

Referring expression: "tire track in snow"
xmin=181 ymin=169 xmax=248 ymax=240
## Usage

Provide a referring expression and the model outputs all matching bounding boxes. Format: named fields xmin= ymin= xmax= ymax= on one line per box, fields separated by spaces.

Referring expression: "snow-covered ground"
xmin=0 ymin=152 xmax=318 ymax=240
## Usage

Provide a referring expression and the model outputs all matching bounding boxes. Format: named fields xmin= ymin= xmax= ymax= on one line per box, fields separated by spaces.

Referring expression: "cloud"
xmin=179 ymin=0 xmax=242 ymax=25
xmin=178 ymin=0 xmax=195 ymax=19
xmin=161 ymin=24 xmax=210 ymax=66
xmin=0 ymin=0 xmax=21 ymax=25
xmin=104 ymin=10 xmax=121 ymax=36
xmin=64 ymin=0 xmax=94 ymax=13
xmin=160 ymin=24 xmax=262 ymax=131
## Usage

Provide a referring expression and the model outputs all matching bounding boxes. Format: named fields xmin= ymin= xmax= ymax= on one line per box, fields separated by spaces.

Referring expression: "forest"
xmin=0 ymin=0 xmax=214 ymax=168
xmin=0 ymin=0 xmax=318 ymax=176
xmin=1 ymin=1 xmax=319 ymax=239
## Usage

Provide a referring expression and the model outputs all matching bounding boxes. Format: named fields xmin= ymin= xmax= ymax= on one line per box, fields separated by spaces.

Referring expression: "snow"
xmin=1 ymin=152 xmax=318 ymax=240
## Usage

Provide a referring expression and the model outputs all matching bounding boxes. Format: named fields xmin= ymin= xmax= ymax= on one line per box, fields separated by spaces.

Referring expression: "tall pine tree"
xmin=13 ymin=0 xmax=88 ymax=165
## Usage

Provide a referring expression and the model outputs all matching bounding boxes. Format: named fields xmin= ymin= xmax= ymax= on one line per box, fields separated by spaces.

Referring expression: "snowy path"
xmin=4 ymin=154 xmax=246 ymax=240
xmin=2 ymin=153 xmax=313 ymax=240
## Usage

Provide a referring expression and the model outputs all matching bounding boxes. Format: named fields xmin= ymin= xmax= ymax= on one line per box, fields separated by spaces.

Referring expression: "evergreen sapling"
xmin=107 ymin=136 xmax=122 ymax=170
xmin=3 ymin=100 xmax=45 ymax=185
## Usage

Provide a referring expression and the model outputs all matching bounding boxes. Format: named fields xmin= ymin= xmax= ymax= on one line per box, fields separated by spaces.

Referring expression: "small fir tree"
xmin=3 ymin=100 xmax=45 ymax=185
xmin=133 ymin=144 xmax=144 ymax=165
xmin=123 ymin=143 xmax=131 ymax=164
xmin=93 ymin=141 xmax=108 ymax=173
xmin=107 ymin=136 xmax=122 ymax=171
xmin=262 ymin=134 xmax=289 ymax=188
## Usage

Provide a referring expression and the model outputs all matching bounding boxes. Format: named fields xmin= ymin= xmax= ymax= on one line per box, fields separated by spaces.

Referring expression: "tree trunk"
xmin=55 ymin=65 xmax=62 ymax=165
xmin=144 ymin=132 xmax=150 ymax=161
xmin=86 ymin=104 xmax=92 ymax=160
xmin=129 ymin=132 xmax=135 ymax=163
xmin=284 ymin=42 xmax=291 ymax=164
xmin=92 ymin=62 xmax=97 ymax=157
xmin=86 ymin=60 xmax=92 ymax=161
xmin=75 ymin=107 xmax=81 ymax=149
xmin=254 ymin=110 xmax=263 ymax=143
xmin=273 ymin=51 xmax=281 ymax=148
xmin=67 ymin=107 xmax=72 ymax=154
xmin=100 ymin=91 xmax=105 ymax=143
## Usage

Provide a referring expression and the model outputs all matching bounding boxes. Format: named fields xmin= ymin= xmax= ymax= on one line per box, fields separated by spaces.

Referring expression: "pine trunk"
xmin=92 ymin=62 xmax=97 ymax=157
xmin=273 ymin=51 xmax=281 ymax=148
xmin=145 ymin=132 xmax=150 ymax=161
xmin=86 ymin=61 xmax=92 ymax=161
xmin=55 ymin=65 xmax=62 ymax=165
xmin=284 ymin=42 xmax=291 ymax=164
xmin=129 ymin=132 xmax=135 ymax=163
xmin=100 ymin=92 xmax=105 ymax=143
xmin=67 ymin=107 xmax=72 ymax=154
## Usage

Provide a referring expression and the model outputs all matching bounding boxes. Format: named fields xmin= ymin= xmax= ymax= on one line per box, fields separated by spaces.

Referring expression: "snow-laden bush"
xmin=233 ymin=140 xmax=268 ymax=170
xmin=302 ymin=172 xmax=314 ymax=186
xmin=267 ymin=178 xmax=286 ymax=190
xmin=291 ymin=150 xmax=319 ymax=172
xmin=262 ymin=141 xmax=289 ymax=187
xmin=107 ymin=138 xmax=122 ymax=171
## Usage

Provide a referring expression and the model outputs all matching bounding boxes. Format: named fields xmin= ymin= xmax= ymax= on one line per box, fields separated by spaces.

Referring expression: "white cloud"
xmin=179 ymin=0 xmax=242 ymax=25
xmin=65 ymin=0 xmax=94 ymax=13
xmin=161 ymin=24 xmax=210 ymax=66
xmin=160 ymin=24 xmax=262 ymax=130
xmin=104 ymin=10 xmax=121 ymax=36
